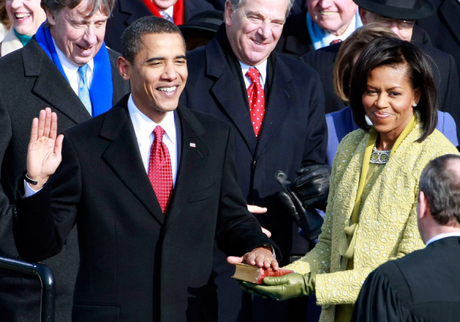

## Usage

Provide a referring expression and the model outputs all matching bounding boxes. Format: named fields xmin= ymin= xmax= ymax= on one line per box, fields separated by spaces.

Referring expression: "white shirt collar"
xmin=127 ymin=94 xmax=177 ymax=146
xmin=239 ymin=60 xmax=268 ymax=89
xmin=322 ymin=14 xmax=357 ymax=46
xmin=161 ymin=6 xmax=174 ymax=18
xmin=426 ymin=232 xmax=460 ymax=246
xmin=51 ymin=36 xmax=94 ymax=95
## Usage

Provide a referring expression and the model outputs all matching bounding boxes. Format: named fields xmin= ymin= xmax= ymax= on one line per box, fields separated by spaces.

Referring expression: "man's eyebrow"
xmin=144 ymin=57 xmax=164 ymax=64
xmin=143 ymin=55 xmax=186 ymax=64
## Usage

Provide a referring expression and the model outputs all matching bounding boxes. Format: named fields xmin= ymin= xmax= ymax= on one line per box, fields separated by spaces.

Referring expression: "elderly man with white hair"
xmin=276 ymin=0 xmax=362 ymax=58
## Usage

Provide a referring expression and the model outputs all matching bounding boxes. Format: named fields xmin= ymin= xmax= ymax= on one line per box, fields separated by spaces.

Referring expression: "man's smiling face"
xmin=118 ymin=32 xmax=187 ymax=123
xmin=307 ymin=0 xmax=357 ymax=36
xmin=225 ymin=0 xmax=287 ymax=66
xmin=47 ymin=0 xmax=108 ymax=66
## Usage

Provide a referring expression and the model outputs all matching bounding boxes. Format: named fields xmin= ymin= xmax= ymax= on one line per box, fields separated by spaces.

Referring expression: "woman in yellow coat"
xmin=242 ymin=37 xmax=459 ymax=322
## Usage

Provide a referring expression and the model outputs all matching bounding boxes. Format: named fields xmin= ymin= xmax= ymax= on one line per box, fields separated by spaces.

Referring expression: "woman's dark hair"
xmin=349 ymin=37 xmax=438 ymax=143
xmin=334 ymin=24 xmax=398 ymax=103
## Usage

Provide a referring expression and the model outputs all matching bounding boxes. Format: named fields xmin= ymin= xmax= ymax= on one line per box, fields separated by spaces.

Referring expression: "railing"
xmin=0 ymin=256 xmax=55 ymax=322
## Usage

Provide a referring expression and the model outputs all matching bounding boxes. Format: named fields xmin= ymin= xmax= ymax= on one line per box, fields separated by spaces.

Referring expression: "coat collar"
xmin=118 ymin=0 xmax=152 ymax=25
xmin=99 ymin=95 xmax=209 ymax=227
xmin=22 ymin=38 xmax=91 ymax=124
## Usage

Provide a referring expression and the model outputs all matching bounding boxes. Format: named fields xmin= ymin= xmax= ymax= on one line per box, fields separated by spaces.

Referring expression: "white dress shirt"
xmin=160 ymin=6 xmax=174 ymax=22
xmin=127 ymin=94 xmax=179 ymax=186
xmin=239 ymin=60 xmax=267 ymax=89
xmin=322 ymin=14 xmax=357 ymax=46
xmin=52 ymin=37 xmax=94 ymax=96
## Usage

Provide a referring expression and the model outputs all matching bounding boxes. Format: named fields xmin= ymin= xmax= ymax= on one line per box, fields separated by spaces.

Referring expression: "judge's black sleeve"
xmin=351 ymin=262 xmax=412 ymax=322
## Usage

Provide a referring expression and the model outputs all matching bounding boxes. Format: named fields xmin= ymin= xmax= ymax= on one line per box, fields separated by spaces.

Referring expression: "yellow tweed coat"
xmin=285 ymin=120 xmax=459 ymax=322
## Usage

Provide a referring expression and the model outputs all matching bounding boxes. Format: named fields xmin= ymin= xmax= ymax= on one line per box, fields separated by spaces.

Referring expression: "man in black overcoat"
xmin=13 ymin=16 xmax=279 ymax=322
xmin=0 ymin=0 xmax=130 ymax=320
xmin=181 ymin=0 xmax=329 ymax=320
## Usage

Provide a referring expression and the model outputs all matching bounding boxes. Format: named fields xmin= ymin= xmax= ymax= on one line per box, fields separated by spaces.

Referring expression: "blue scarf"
xmin=35 ymin=23 xmax=113 ymax=116
xmin=307 ymin=11 xmax=363 ymax=50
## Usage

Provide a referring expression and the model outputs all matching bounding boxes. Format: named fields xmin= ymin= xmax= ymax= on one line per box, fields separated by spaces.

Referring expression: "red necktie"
xmin=148 ymin=126 xmax=173 ymax=214
xmin=246 ymin=67 xmax=265 ymax=138
xmin=330 ymin=39 xmax=342 ymax=45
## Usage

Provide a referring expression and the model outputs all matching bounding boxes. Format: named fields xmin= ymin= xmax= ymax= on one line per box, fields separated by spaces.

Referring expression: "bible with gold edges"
xmin=231 ymin=263 xmax=294 ymax=284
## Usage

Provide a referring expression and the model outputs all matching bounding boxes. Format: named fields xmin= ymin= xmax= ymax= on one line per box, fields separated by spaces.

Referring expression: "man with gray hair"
xmin=181 ymin=0 xmax=329 ymax=320
xmin=0 ymin=0 xmax=129 ymax=320
xmin=352 ymin=154 xmax=460 ymax=321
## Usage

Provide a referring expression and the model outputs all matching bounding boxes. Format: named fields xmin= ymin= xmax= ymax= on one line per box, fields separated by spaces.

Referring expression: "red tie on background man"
xmin=148 ymin=126 xmax=173 ymax=214
xmin=330 ymin=39 xmax=342 ymax=45
xmin=246 ymin=67 xmax=265 ymax=138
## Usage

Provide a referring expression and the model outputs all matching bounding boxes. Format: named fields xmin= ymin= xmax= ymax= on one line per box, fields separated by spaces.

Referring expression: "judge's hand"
xmin=239 ymin=272 xmax=313 ymax=301
xmin=227 ymin=246 xmax=279 ymax=270
xmin=27 ymin=108 xmax=63 ymax=188
xmin=247 ymin=205 xmax=272 ymax=237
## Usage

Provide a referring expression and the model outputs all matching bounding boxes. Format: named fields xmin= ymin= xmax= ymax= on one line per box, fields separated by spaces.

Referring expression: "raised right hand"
xmin=27 ymin=108 xmax=63 ymax=188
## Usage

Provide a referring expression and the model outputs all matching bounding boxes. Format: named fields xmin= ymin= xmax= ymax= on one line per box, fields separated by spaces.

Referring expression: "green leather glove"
xmin=239 ymin=272 xmax=315 ymax=301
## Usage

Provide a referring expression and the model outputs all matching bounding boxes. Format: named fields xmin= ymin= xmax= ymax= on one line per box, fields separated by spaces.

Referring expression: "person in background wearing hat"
xmin=276 ymin=0 xmax=363 ymax=59
xmin=105 ymin=0 xmax=214 ymax=52
xmin=302 ymin=0 xmax=460 ymax=137
xmin=179 ymin=9 xmax=223 ymax=51
xmin=352 ymin=154 xmax=460 ymax=322
xmin=416 ymin=0 xmax=460 ymax=94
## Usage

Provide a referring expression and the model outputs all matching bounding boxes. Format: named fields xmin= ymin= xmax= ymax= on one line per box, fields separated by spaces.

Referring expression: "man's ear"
xmin=225 ymin=1 xmax=234 ymax=26
xmin=45 ymin=8 xmax=57 ymax=26
xmin=117 ymin=57 xmax=131 ymax=81
xmin=418 ymin=191 xmax=430 ymax=220
xmin=359 ymin=7 xmax=368 ymax=24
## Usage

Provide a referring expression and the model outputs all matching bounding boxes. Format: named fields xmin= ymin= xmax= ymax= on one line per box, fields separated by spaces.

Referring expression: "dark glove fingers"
xmin=276 ymin=191 xmax=302 ymax=227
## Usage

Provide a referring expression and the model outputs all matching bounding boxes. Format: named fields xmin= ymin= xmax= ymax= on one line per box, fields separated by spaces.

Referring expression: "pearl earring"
xmin=413 ymin=103 xmax=418 ymax=107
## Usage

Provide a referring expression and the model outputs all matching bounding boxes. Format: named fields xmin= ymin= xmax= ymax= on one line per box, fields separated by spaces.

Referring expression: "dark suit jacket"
xmin=182 ymin=29 xmax=327 ymax=261
xmin=352 ymin=237 xmax=460 ymax=322
xmin=13 ymin=96 xmax=275 ymax=322
xmin=105 ymin=0 xmax=214 ymax=52
xmin=416 ymin=0 xmax=460 ymax=93
xmin=275 ymin=8 xmax=313 ymax=59
xmin=0 ymin=38 xmax=129 ymax=322
xmin=181 ymin=27 xmax=327 ymax=322
xmin=302 ymin=34 xmax=460 ymax=135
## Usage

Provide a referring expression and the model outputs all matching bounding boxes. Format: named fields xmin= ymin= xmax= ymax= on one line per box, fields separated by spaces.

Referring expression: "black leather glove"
xmin=275 ymin=164 xmax=331 ymax=242
xmin=291 ymin=164 xmax=331 ymax=210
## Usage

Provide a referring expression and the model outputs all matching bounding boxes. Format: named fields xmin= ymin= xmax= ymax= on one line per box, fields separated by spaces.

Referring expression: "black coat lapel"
xmin=205 ymin=38 xmax=258 ymax=155
xmin=255 ymin=56 xmax=293 ymax=159
xmin=23 ymin=39 xmax=91 ymax=124
xmin=164 ymin=105 xmax=209 ymax=229
xmin=101 ymin=98 xmax=165 ymax=225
